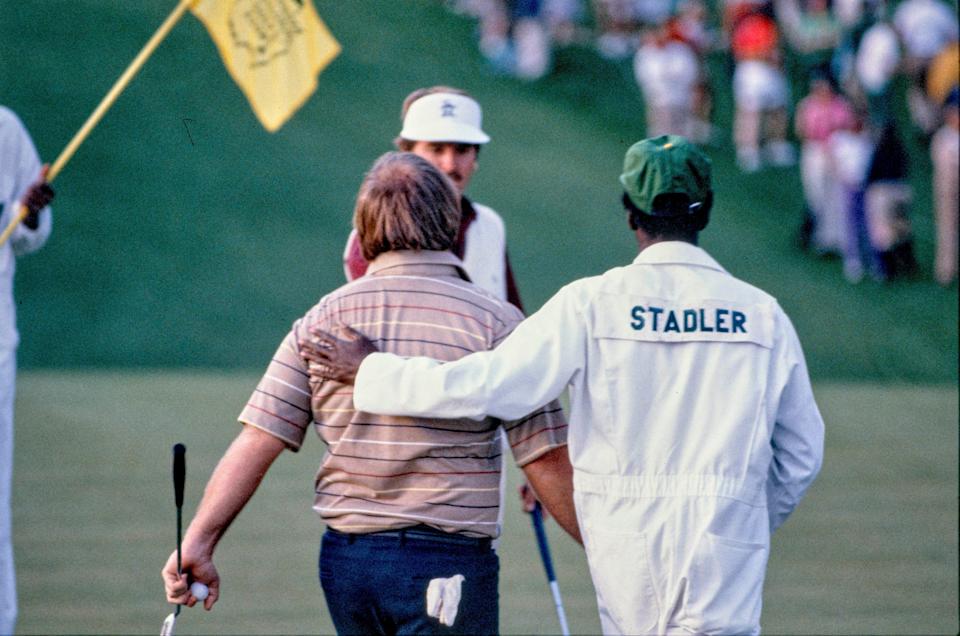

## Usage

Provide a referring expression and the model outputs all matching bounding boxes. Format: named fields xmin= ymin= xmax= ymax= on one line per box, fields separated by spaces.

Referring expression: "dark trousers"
xmin=319 ymin=526 xmax=499 ymax=635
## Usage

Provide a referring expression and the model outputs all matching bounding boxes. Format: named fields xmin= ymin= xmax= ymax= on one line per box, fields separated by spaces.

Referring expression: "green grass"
xmin=0 ymin=1 xmax=955 ymax=381
xmin=11 ymin=371 xmax=958 ymax=635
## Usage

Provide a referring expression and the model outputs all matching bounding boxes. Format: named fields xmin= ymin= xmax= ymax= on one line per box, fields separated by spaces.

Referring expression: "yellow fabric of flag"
xmin=191 ymin=0 xmax=341 ymax=132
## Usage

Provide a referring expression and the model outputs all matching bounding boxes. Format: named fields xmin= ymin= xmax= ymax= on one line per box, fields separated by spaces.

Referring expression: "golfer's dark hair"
xmin=355 ymin=152 xmax=461 ymax=261
xmin=622 ymin=192 xmax=711 ymax=240
xmin=394 ymin=85 xmax=481 ymax=156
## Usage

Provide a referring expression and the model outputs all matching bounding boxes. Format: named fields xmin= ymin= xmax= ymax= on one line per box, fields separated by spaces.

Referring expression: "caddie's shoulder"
xmin=541 ymin=275 xmax=607 ymax=314
xmin=721 ymin=270 xmax=781 ymax=306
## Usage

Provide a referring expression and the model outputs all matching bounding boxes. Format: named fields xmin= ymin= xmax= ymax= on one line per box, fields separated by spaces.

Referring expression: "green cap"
xmin=619 ymin=135 xmax=712 ymax=216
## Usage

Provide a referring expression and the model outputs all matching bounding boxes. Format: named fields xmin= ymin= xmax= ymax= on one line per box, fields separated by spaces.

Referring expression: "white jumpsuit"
xmin=0 ymin=106 xmax=53 ymax=636
xmin=352 ymin=241 xmax=825 ymax=635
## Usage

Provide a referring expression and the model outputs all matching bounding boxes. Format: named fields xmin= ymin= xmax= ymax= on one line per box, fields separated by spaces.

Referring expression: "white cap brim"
xmin=399 ymin=92 xmax=491 ymax=144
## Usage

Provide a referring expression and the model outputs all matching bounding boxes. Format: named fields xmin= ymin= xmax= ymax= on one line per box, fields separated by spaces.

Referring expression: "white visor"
xmin=399 ymin=92 xmax=491 ymax=144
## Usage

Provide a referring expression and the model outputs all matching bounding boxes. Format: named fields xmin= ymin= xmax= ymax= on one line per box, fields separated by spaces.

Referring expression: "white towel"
xmin=426 ymin=574 xmax=466 ymax=627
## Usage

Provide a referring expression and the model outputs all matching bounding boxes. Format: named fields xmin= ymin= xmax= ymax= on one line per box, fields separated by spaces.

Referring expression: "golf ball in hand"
xmin=190 ymin=582 xmax=209 ymax=601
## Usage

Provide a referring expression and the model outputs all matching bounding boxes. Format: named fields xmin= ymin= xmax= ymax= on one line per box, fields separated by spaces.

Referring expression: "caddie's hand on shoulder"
xmin=298 ymin=323 xmax=378 ymax=385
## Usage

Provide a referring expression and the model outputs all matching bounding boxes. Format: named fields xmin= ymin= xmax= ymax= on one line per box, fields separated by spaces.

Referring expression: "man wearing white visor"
xmin=341 ymin=87 xmax=542 ymax=541
xmin=342 ymin=86 xmax=524 ymax=311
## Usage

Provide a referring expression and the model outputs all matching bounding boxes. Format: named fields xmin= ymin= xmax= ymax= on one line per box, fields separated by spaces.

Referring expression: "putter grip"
xmin=531 ymin=501 xmax=557 ymax=583
xmin=173 ymin=443 xmax=186 ymax=508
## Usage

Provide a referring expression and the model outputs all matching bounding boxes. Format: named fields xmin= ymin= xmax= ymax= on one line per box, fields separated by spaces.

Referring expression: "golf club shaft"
xmin=549 ymin=580 xmax=570 ymax=636
xmin=531 ymin=502 xmax=570 ymax=636
xmin=173 ymin=444 xmax=186 ymax=617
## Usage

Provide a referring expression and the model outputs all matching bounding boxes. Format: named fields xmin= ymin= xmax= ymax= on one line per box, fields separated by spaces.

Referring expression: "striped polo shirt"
xmin=239 ymin=250 xmax=568 ymax=538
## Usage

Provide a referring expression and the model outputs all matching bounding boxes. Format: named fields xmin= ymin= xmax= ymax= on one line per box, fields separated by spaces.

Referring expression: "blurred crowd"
xmin=441 ymin=0 xmax=959 ymax=286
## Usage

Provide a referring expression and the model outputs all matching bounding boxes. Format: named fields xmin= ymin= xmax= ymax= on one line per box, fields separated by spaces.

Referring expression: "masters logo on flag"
xmin=191 ymin=0 xmax=341 ymax=132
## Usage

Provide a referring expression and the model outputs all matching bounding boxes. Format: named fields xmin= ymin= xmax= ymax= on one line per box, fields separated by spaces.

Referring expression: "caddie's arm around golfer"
xmin=302 ymin=283 xmax=585 ymax=423
xmin=299 ymin=324 xmax=584 ymax=544
xmin=161 ymin=425 xmax=286 ymax=610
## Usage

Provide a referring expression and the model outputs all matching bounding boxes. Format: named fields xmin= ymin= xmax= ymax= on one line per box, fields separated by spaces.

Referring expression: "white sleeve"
xmin=353 ymin=283 xmax=588 ymax=421
xmin=4 ymin=110 xmax=52 ymax=256
xmin=765 ymin=311 xmax=825 ymax=533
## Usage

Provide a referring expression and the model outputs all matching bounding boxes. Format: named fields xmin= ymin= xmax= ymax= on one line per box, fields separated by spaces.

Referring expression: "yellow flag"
xmin=191 ymin=0 xmax=341 ymax=132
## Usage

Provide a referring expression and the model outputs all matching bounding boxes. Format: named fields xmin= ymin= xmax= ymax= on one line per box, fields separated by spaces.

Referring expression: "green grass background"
xmin=1 ymin=0 xmax=957 ymax=634
xmin=12 ymin=373 xmax=958 ymax=634
xmin=0 ymin=0 xmax=955 ymax=380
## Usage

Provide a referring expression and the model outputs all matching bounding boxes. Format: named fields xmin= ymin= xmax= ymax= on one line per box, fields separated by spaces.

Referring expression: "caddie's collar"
xmin=366 ymin=250 xmax=472 ymax=282
xmin=632 ymin=241 xmax=726 ymax=273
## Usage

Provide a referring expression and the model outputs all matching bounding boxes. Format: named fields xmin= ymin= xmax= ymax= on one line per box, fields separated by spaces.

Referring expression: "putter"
xmin=160 ymin=443 xmax=187 ymax=636
xmin=530 ymin=501 xmax=570 ymax=636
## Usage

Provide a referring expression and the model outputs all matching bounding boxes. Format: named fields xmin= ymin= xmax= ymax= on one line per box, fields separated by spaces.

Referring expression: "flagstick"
xmin=0 ymin=0 xmax=194 ymax=248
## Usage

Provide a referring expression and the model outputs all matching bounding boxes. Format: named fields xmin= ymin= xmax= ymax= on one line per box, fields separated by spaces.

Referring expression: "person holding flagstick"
xmin=1 ymin=3 xmax=340 ymax=631
xmin=340 ymin=85 xmax=561 ymax=540
xmin=0 ymin=105 xmax=55 ymax=636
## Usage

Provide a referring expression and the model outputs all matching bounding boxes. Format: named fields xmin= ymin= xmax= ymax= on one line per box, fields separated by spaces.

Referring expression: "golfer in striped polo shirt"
xmin=162 ymin=152 xmax=579 ymax=635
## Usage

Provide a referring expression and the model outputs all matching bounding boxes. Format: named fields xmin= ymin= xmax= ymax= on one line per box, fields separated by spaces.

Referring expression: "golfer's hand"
xmin=21 ymin=165 xmax=54 ymax=229
xmin=298 ymin=324 xmax=378 ymax=385
xmin=162 ymin=549 xmax=220 ymax=611
xmin=519 ymin=482 xmax=550 ymax=520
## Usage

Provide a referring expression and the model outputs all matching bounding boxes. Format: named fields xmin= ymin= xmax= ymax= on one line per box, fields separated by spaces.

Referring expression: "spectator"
xmin=474 ymin=0 xmax=517 ymax=73
xmin=633 ymin=23 xmax=702 ymax=139
xmin=852 ymin=2 xmax=901 ymax=128
xmin=593 ymin=0 xmax=643 ymax=59
xmin=721 ymin=0 xmax=772 ymax=47
xmin=542 ymin=0 xmax=585 ymax=45
xmin=667 ymin=0 xmax=720 ymax=142
xmin=864 ymin=121 xmax=916 ymax=280
xmin=827 ymin=109 xmax=875 ymax=281
xmin=510 ymin=0 xmax=553 ymax=79
xmin=832 ymin=0 xmax=865 ymax=31
xmin=829 ymin=0 xmax=867 ymax=96
xmin=476 ymin=0 xmax=582 ymax=79
xmin=795 ymin=68 xmax=856 ymax=254
xmin=926 ymin=40 xmax=960 ymax=117
xmin=775 ymin=0 xmax=842 ymax=84
xmin=931 ymin=87 xmax=959 ymax=286
xmin=592 ymin=0 xmax=674 ymax=59
xmin=892 ymin=0 xmax=959 ymax=135
xmin=731 ymin=11 xmax=797 ymax=171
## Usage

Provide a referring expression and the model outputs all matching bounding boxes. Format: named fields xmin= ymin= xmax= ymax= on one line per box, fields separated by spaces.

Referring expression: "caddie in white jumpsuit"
xmin=304 ymin=135 xmax=825 ymax=635
xmin=0 ymin=105 xmax=54 ymax=636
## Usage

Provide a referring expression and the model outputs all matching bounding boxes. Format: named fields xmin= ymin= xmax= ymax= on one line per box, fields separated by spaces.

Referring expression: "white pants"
xmin=801 ymin=142 xmax=847 ymax=253
xmin=575 ymin=485 xmax=768 ymax=636
xmin=733 ymin=60 xmax=788 ymax=112
xmin=0 ymin=348 xmax=16 ymax=635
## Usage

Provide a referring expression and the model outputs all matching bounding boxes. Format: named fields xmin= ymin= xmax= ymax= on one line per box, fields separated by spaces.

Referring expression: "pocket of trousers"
xmin=583 ymin=528 xmax=660 ymax=635
xmin=682 ymin=533 xmax=768 ymax=636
